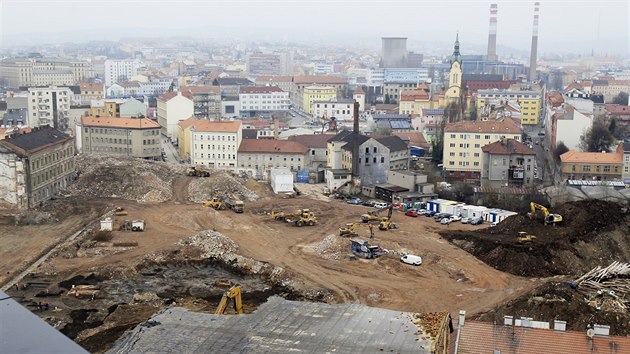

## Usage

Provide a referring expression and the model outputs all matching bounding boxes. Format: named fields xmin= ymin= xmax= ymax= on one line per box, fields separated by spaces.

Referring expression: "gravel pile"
xmin=304 ymin=234 xmax=345 ymax=260
xmin=188 ymin=171 xmax=258 ymax=203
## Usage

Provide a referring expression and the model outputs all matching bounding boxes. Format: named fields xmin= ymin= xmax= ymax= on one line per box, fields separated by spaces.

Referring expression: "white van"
xmin=374 ymin=202 xmax=389 ymax=209
xmin=400 ymin=254 xmax=423 ymax=266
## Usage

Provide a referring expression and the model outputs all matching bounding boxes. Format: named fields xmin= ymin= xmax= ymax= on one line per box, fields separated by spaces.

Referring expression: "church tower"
xmin=445 ymin=33 xmax=462 ymax=103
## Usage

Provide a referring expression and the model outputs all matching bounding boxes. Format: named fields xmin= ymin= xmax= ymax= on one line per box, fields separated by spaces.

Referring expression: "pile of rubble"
xmin=177 ymin=230 xmax=239 ymax=258
xmin=575 ymin=261 xmax=630 ymax=312
xmin=187 ymin=171 xmax=258 ymax=203
xmin=69 ymin=155 xmax=182 ymax=203
xmin=303 ymin=234 xmax=345 ymax=260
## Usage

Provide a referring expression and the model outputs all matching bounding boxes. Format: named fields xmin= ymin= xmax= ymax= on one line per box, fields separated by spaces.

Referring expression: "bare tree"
xmin=612 ymin=91 xmax=629 ymax=105
xmin=554 ymin=141 xmax=569 ymax=161
xmin=579 ymin=121 xmax=614 ymax=152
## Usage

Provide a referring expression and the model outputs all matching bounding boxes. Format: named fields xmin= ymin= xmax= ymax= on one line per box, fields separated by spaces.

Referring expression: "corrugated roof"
xmin=81 ymin=116 xmax=160 ymax=129
xmin=458 ymin=320 xmax=630 ymax=354
xmin=560 ymin=150 xmax=623 ymax=165
xmin=238 ymin=139 xmax=308 ymax=154
xmin=422 ymin=109 xmax=446 ymax=115
xmin=109 ymin=296 xmax=436 ymax=353
xmin=445 ymin=118 xmax=522 ymax=134
xmin=481 ymin=139 xmax=536 ymax=155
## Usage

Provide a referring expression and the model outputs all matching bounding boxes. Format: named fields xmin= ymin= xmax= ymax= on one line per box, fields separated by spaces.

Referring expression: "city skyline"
xmin=1 ymin=0 xmax=628 ymax=56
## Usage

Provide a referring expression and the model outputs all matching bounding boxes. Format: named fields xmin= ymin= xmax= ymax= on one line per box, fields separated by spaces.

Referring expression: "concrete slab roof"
xmin=109 ymin=296 xmax=437 ymax=353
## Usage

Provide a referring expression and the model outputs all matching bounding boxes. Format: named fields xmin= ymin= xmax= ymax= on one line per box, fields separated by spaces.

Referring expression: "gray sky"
xmin=1 ymin=0 xmax=629 ymax=55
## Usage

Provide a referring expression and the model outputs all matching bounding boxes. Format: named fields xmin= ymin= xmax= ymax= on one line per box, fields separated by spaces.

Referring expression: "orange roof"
xmin=353 ymin=86 xmax=365 ymax=95
xmin=81 ymin=116 xmax=160 ymax=129
xmin=393 ymin=132 xmax=429 ymax=147
xmin=482 ymin=138 xmax=536 ymax=155
xmin=445 ymin=118 xmax=522 ymax=134
xmin=79 ymin=83 xmax=104 ymax=91
xmin=181 ymin=86 xmax=220 ymax=95
xmin=560 ymin=150 xmax=622 ymax=165
xmin=238 ymin=139 xmax=308 ymax=154
xmin=458 ymin=321 xmax=630 ymax=354
xmin=177 ymin=116 xmax=197 ymax=129
xmin=159 ymin=91 xmax=192 ymax=101
xmin=190 ymin=120 xmax=241 ymax=133
xmin=254 ymin=75 xmax=293 ymax=83
xmin=293 ymin=76 xmax=346 ymax=84
xmin=239 ymin=86 xmax=284 ymax=94
xmin=400 ymin=87 xmax=430 ymax=101
xmin=547 ymin=91 xmax=565 ymax=107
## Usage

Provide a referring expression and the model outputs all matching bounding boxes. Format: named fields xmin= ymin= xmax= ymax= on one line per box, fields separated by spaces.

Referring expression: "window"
xmin=365 ymin=157 xmax=369 ymax=163
xmin=474 ymin=153 xmax=479 ymax=157
xmin=604 ymin=165 xmax=610 ymax=172
xmin=474 ymin=144 xmax=480 ymax=148
xmin=381 ymin=157 xmax=385 ymax=163
xmin=450 ymin=152 xmax=455 ymax=157
xmin=365 ymin=147 xmax=369 ymax=153
xmin=450 ymin=134 xmax=456 ymax=139
xmin=449 ymin=161 xmax=455 ymax=166
xmin=485 ymin=135 xmax=490 ymax=139
xmin=572 ymin=165 xmax=576 ymax=172
xmin=373 ymin=147 xmax=377 ymax=153
xmin=583 ymin=165 xmax=591 ymax=172
xmin=474 ymin=162 xmax=479 ymax=166
xmin=449 ymin=143 xmax=455 ymax=148
xmin=475 ymin=135 xmax=480 ymax=139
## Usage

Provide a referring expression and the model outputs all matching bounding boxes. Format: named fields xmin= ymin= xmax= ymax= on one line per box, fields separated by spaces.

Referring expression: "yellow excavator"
xmin=215 ymin=285 xmax=243 ymax=315
xmin=339 ymin=222 xmax=374 ymax=238
xmin=361 ymin=205 xmax=390 ymax=223
xmin=203 ymin=197 xmax=226 ymax=210
xmin=379 ymin=205 xmax=399 ymax=230
xmin=528 ymin=202 xmax=562 ymax=225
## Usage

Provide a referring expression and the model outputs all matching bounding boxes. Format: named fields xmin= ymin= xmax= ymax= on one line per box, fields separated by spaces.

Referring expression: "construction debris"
xmin=188 ymin=172 xmax=258 ymax=203
xmin=574 ymin=262 xmax=630 ymax=312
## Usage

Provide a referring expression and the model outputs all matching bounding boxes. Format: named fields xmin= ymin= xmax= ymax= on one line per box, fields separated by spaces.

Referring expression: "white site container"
xmin=100 ymin=217 xmax=113 ymax=231
xmin=270 ymin=168 xmax=294 ymax=194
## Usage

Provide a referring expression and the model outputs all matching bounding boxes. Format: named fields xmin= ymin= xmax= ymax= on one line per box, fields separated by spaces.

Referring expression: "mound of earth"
xmin=441 ymin=200 xmax=630 ymax=277
xmin=69 ymin=155 xmax=183 ymax=203
xmin=474 ymin=282 xmax=630 ymax=336
xmin=187 ymin=171 xmax=259 ymax=203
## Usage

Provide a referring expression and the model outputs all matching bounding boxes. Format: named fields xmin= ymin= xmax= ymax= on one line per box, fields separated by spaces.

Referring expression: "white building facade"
xmin=157 ymin=92 xmax=194 ymax=138
xmin=189 ymin=121 xmax=242 ymax=169
xmin=239 ymin=86 xmax=290 ymax=113
xmin=27 ymin=86 xmax=73 ymax=131
xmin=104 ymin=59 xmax=142 ymax=87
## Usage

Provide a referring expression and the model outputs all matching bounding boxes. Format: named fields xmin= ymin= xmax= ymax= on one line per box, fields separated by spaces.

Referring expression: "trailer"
xmin=350 ymin=239 xmax=386 ymax=259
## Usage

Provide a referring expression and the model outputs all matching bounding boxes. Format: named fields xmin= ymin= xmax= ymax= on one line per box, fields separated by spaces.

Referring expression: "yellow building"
xmin=90 ymin=99 xmax=125 ymax=117
xmin=443 ymin=118 xmax=522 ymax=179
xmin=560 ymin=148 xmax=623 ymax=181
xmin=399 ymin=85 xmax=432 ymax=115
xmin=476 ymin=89 xmax=542 ymax=125
xmin=177 ymin=117 xmax=196 ymax=162
xmin=302 ymin=86 xmax=336 ymax=114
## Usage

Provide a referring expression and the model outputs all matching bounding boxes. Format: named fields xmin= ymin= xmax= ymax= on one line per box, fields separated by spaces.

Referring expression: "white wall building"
xmin=239 ymin=86 xmax=290 ymax=113
xmin=27 ymin=86 xmax=73 ymax=131
xmin=104 ymin=59 xmax=142 ymax=87
xmin=157 ymin=91 xmax=194 ymax=138
xmin=189 ymin=121 xmax=242 ymax=169
xmin=311 ymin=99 xmax=354 ymax=120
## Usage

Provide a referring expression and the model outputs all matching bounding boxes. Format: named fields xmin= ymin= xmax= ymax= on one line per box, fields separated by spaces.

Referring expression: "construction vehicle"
xmin=187 ymin=166 xmax=211 ymax=177
xmin=224 ymin=199 xmax=244 ymax=213
xmin=339 ymin=222 xmax=374 ymax=238
xmin=286 ymin=210 xmax=317 ymax=227
xmin=271 ymin=208 xmax=310 ymax=222
xmin=114 ymin=207 xmax=128 ymax=216
xmin=361 ymin=205 xmax=390 ymax=223
xmin=119 ymin=219 xmax=145 ymax=232
xmin=214 ymin=285 xmax=243 ymax=315
xmin=517 ymin=231 xmax=537 ymax=244
xmin=378 ymin=205 xmax=399 ymax=230
xmin=350 ymin=239 xmax=386 ymax=259
xmin=528 ymin=202 xmax=563 ymax=225
xmin=203 ymin=198 xmax=226 ymax=210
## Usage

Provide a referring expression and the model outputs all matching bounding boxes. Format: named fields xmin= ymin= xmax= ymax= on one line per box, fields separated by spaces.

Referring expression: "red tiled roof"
xmin=605 ymin=104 xmax=630 ymax=116
xmin=287 ymin=134 xmax=331 ymax=148
xmin=560 ymin=150 xmax=622 ymax=165
xmin=81 ymin=116 xmax=160 ymax=129
xmin=353 ymin=86 xmax=365 ymax=95
xmin=481 ymin=138 xmax=535 ymax=155
xmin=238 ymin=139 xmax=308 ymax=154
xmin=400 ymin=87 xmax=430 ymax=101
xmin=159 ymin=91 xmax=192 ymax=101
xmin=79 ymin=83 xmax=104 ymax=91
xmin=177 ymin=116 xmax=197 ymax=129
xmin=239 ymin=86 xmax=284 ymax=94
xmin=445 ymin=118 xmax=522 ymax=134
xmin=392 ymin=132 xmax=429 ymax=148
xmin=254 ymin=75 xmax=293 ymax=83
xmin=458 ymin=321 xmax=630 ymax=354
xmin=181 ymin=86 xmax=220 ymax=95
xmin=190 ymin=120 xmax=241 ymax=133
xmin=547 ymin=91 xmax=565 ymax=107
xmin=241 ymin=120 xmax=273 ymax=128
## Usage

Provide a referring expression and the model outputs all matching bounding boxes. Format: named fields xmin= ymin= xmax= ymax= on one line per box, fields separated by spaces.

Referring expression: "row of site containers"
xmin=425 ymin=199 xmax=518 ymax=223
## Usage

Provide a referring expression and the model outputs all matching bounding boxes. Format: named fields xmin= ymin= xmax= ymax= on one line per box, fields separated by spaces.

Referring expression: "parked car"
xmin=434 ymin=213 xmax=452 ymax=222
xmin=374 ymin=202 xmax=389 ymax=209
xmin=346 ymin=197 xmax=362 ymax=205
xmin=425 ymin=210 xmax=437 ymax=217
xmin=450 ymin=215 xmax=462 ymax=221
xmin=404 ymin=210 xmax=418 ymax=217
xmin=417 ymin=209 xmax=428 ymax=215
xmin=400 ymin=254 xmax=423 ymax=266
xmin=537 ymin=131 xmax=545 ymax=136
xmin=470 ymin=217 xmax=484 ymax=225
xmin=362 ymin=200 xmax=376 ymax=207
xmin=461 ymin=217 xmax=472 ymax=224
xmin=440 ymin=218 xmax=452 ymax=225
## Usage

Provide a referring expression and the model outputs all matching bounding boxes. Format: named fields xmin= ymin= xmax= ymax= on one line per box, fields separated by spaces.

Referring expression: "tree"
xmin=612 ymin=91 xmax=629 ymax=105
xmin=609 ymin=118 xmax=617 ymax=135
xmin=554 ymin=141 xmax=569 ymax=161
xmin=431 ymin=114 xmax=448 ymax=164
xmin=579 ymin=121 xmax=614 ymax=152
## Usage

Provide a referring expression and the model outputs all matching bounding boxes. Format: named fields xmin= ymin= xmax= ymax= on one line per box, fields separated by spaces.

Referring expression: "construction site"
xmin=2 ymin=155 xmax=630 ymax=352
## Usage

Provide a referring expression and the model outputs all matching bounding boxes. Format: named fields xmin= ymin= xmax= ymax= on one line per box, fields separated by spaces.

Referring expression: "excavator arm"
xmin=215 ymin=285 xmax=243 ymax=315
xmin=529 ymin=202 xmax=562 ymax=225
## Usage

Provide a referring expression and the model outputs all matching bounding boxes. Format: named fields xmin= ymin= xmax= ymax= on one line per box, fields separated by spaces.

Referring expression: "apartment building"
xmin=302 ymin=86 xmax=336 ymax=114
xmin=0 ymin=58 xmax=93 ymax=88
xmin=239 ymin=86 xmax=290 ymax=117
xmin=311 ymin=99 xmax=354 ymax=120
xmin=212 ymin=78 xmax=254 ymax=98
xmin=119 ymin=98 xmax=148 ymax=117
xmin=27 ymin=86 xmax=74 ymax=131
xmin=622 ymin=143 xmax=630 ymax=184
xmin=383 ymin=82 xmax=420 ymax=104
xmin=237 ymin=139 xmax=308 ymax=178
xmin=185 ymin=120 xmax=242 ymax=168
xmin=247 ymin=52 xmax=293 ymax=76
xmin=254 ymin=76 xmax=294 ymax=97
xmin=0 ymin=126 xmax=75 ymax=209
xmin=157 ymin=91 xmax=194 ymax=138
xmin=287 ymin=134 xmax=331 ymax=181
xmin=292 ymin=76 xmax=347 ymax=111
xmin=181 ymin=86 xmax=221 ymax=119
xmin=477 ymin=89 xmax=541 ymax=125
xmin=443 ymin=118 xmax=522 ymax=180
xmin=560 ymin=149 xmax=623 ymax=181
xmin=79 ymin=83 xmax=104 ymax=105
xmin=90 ymin=99 xmax=125 ymax=117
xmin=78 ymin=116 xmax=161 ymax=159
xmin=592 ymin=79 xmax=630 ymax=103
xmin=481 ymin=139 xmax=536 ymax=187
xmin=104 ymin=59 xmax=142 ymax=87
xmin=399 ymin=85 xmax=431 ymax=115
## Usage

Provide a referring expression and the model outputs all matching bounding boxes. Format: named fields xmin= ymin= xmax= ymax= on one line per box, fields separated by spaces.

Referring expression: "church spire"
xmin=451 ymin=32 xmax=461 ymax=64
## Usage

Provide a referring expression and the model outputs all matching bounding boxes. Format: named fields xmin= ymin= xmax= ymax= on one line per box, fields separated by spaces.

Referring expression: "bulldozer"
xmin=187 ymin=166 xmax=211 ymax=177
xmin=361 ymin=205 xmax=390 ymax=223
xmin=214 ymin=285 xmax=243 ymax=315
xmin=528 ymin=202 xmax=562 ymax=225
xmin=339 ymin=222 xmax=374 ymax=238
xmin=271 ymin=208 xmax=310 ymax=222
xmin=517 ymin=231 xmax=537 ymax=244
xmin=286 ymin=210 xmax=317 ymax=227
xmin=203 ymin=197 xmax=226 ymax=210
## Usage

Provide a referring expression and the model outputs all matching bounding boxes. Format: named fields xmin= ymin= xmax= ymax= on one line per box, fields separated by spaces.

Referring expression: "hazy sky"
xmin=1 ymin=0 xmax=629 ymax=55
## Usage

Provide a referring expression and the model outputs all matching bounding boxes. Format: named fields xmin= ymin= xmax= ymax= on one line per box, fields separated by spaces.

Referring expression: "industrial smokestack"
xmin=352 ymin=101 xmax=360 ymax=177
xmin=273 ymin=116 xmax=279 ymax=140
xmin=528 ymin=2 xmax=540 ymax=82
xmin=487 ymin=3 xmax=498 ymax=61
